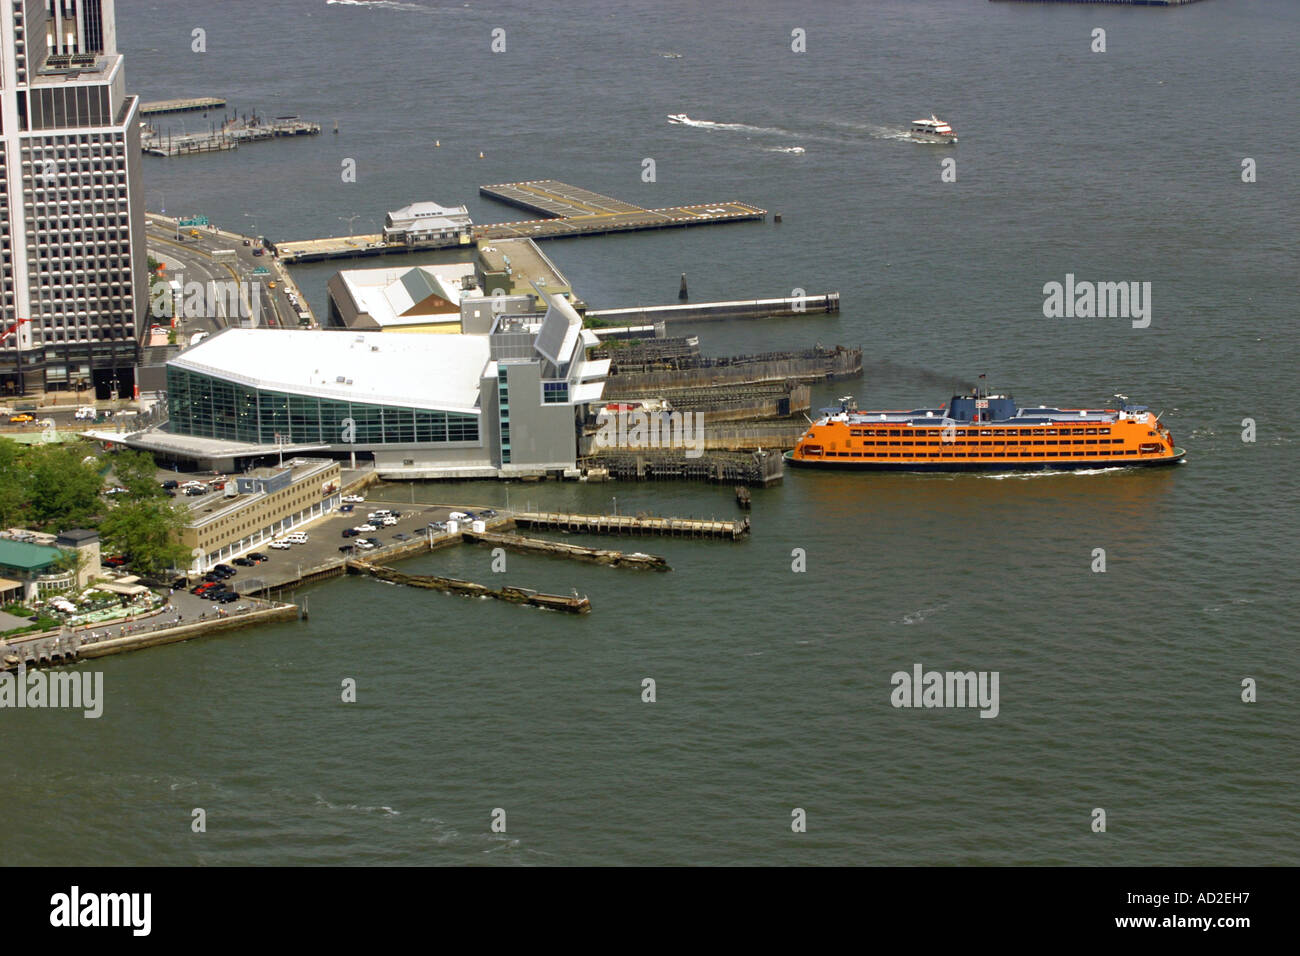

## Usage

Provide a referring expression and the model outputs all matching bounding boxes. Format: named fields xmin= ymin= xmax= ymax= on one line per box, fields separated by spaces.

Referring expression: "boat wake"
xmin=325 ymin=0 xmax=441 ymax=12
xmin=763 ymin=145 xmax=806 ymax=154
xmin=899 ymin=604 xmax=945 ymax=625
xmin=981 ymin=467 xmax=1132 ymax=480
xmin=825 ymin=118 xmax=932 ymax=143
xmin=666 ymin=113 xmax=794 ymax=136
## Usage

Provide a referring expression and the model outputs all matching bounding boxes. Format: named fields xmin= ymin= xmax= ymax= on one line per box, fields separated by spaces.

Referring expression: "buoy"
xmin=435 ymin=140 xmax=440 ymax=147
xmin=478 ymin=151 xmax=484 ymax=159
xmin=773 ymin=213 xmax=782 ymax=223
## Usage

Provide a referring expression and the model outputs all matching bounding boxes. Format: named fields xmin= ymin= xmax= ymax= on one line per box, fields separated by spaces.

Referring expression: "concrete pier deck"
xmin=587 ymin=292 xmax=839 ymax=324
xmin=275 ymin=180 xmax=766 ymax=263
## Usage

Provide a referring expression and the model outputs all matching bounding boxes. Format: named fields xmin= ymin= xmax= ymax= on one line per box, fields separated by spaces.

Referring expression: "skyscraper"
xmin=0 ymin=0 xmax=146 ymax=398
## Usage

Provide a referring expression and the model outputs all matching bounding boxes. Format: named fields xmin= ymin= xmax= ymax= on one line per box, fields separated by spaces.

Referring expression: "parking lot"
xmin=181 ymin=495 xmax=505 ymax=594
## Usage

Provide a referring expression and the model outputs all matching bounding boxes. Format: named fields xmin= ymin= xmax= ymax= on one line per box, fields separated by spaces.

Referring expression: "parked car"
xmin=248 ymin=552 xmax=269 ymax=563
xmin=354 ymin=524 xmax=377 ymax=533
xmin=481 ymin=509 xmax=498 ymax=519
xmin=447 ymin=511 xmax=470 ymax=521
xmin=342 ymin=494 xmax=364 ymax=504
xmin=103 ymin=555 xmax=129 ymax=567
xmin=269 ymin=540 xmax=291 ymax=550
xmin=284 ymin=532 xmax=308 ymax=544
xmin=339 ymin=504 xmax=354 ymax=513
xmin=365 ymin=537 xmax=381 ymax=546
xmin=380 ymin=516 xmax=398 ymax=526
xmin=355 ymin=540 xmax=375 ymax=550
xmin=393 ymin=532 xmax=410 ymax=541
xmin=233 ymin=557 xmax=255 ymax=567
xmin=217 ymin=592 xmax=239 ymax=603
xmin=342 ymin=528 xmax=359 ymax=538
xmin=338 ymin=545 xmax=355 ymax=554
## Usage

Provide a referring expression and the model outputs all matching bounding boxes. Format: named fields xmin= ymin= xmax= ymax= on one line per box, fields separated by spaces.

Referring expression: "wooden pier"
xmin=514 ymin=511 xmax=750 ymax=539
xmin=580 ymin=449 xmax=785 ymax=485
xmin=349 ymin=561 xmax=591 ymax=613
xmin=462 ymin=529 xmax=670 ymax=570
xmin=275 ymin=180 xmax=766 ymax=263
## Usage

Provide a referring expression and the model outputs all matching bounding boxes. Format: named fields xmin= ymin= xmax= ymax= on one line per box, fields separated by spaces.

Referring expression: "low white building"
xmin=383 ymin=201 xmax=473 ymax=245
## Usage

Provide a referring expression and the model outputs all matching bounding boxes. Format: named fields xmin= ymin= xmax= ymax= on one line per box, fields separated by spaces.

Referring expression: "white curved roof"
xmin=170 ymin=328 xmax=488 ymax=415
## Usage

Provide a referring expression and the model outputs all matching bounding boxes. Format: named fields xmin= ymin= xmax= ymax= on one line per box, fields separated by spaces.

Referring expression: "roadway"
xmin=145 ymin=214 xmax=312 ymax=338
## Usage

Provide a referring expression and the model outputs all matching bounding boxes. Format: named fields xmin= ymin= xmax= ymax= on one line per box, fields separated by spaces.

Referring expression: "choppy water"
xmin=2 ymin=0 xmax=1295 ymax=865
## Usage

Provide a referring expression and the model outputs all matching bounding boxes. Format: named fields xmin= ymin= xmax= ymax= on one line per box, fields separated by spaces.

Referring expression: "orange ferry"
xmin=785 ymin=388 xmax=1185 ymax=472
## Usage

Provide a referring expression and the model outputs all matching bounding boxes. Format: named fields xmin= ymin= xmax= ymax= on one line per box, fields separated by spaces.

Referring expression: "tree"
xmin=98 ymin=497 xmax=189 ymax=579
xmin=22 ymin=443 xmax=104 ymax=529
xmin=110 ymin=448 xmax=165 ymax=499
xmin=0 ymin=439 xmax=30 ymax=527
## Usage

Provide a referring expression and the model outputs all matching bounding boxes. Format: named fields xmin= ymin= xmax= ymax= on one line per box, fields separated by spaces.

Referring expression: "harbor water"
xmin=1 ymin=0 xmax=1294 ymax=865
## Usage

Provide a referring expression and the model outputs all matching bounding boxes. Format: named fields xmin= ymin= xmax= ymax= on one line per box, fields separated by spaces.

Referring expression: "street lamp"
xmin=339 ymin=213 xmax=361 ymax=243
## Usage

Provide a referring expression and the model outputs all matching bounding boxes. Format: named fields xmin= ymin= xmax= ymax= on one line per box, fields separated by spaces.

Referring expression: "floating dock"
xmin=274 ymin=180 xmax=766 ymax=263
xmin=140 ymin=97 xmax=227 ymax=116
xmin=462 ymin=529 xmax=670 ymax=570
xmin=142 ymin=116 xmax=322 ymax=157
xmin=514 ymin=511 xmax=750 ymax=538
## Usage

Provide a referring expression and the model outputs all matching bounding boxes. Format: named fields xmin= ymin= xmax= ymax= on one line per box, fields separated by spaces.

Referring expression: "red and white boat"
xmin=910 ymin=114 xmax=957 ymax=144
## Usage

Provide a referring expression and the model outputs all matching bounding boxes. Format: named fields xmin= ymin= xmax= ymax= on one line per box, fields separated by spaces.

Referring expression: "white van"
xmin=284 ymin=532 xmax=308 ymax=544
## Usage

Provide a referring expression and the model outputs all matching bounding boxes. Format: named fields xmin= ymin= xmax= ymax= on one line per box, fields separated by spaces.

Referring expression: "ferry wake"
xmin=785 ymin=386 xmax=1185 ymax=472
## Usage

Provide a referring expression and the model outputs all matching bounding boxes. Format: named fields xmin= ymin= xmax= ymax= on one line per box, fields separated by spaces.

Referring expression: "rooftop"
xmin=170 ymin=328 xmax=490 ymax=414
xmin=337 ymin=263 xmax=476 ymax=328
xmin=0 ymin=538 xmax=64 ymax=572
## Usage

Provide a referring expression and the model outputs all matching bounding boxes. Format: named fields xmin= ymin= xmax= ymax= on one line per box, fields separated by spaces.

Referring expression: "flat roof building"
xmin=181 ymin=458 xmax=340 ymax=571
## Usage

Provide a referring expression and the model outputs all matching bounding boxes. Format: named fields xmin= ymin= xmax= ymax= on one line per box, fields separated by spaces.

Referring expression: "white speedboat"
xmin=667 ymin=113 xmax=690 ymax=124
xmin=910 ymin=114 xmax=957 ymax=144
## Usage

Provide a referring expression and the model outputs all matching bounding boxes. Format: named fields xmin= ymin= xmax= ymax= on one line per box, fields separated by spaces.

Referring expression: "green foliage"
xmin=12 ymin=443 xmax=103 ymax=530
xmin=110 ymin=448 xmax=165 ymax=499
xmin=98 ymin=497 xmax=189 ymax=579
xmin=0 ymin=440 xmax=29 ymax=528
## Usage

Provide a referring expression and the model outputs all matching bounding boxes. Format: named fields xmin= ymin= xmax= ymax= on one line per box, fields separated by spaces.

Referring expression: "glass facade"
xmin=165 ymin=367 xmax=480 ymax=445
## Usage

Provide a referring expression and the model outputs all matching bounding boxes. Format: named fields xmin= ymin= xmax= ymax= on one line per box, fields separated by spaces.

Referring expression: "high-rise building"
xmin=0 ymin=0 xmax=146 ymax=398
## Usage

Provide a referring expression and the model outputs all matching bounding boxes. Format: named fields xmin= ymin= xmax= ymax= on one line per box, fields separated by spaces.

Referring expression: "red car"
xmin=103 ymin=555 xmax=129 ymax=567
